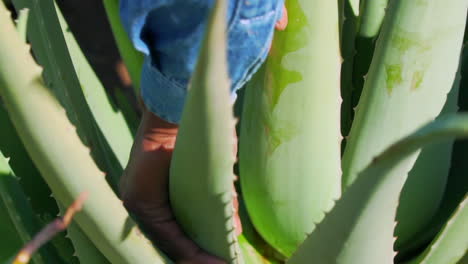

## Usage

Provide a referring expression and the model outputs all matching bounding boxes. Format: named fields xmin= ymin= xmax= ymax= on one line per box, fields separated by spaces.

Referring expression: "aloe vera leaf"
xmin=237 ymin=195 xmax=285 ymax=264
xmin=288 ymin=114 xmax=468 ymax=264
xmin=398 ymin=42 xmax=468 ymax=261
xmin=66 ymin=222 xmax=110 ymax=264
xmin=0 ymin=203 xmax=23 ymax=262
xmin=0 ymin=104 xmax=59 ymax=229
xmin=342 ymin=0 xmax=467 ymax=185
xmin=54 ymin=2 xmax=134 ymax=187
xmin=239 ymin=0 xmax=342 ymax=257
xmin=15 ymin=8 xmax=28 ymax=41
xmin=457 ymin=253 xmax=468 ymax=264
xmin=394 ymin=47 xmax=462 ymax=253
xmin=408 ymin=195 xmax=468 ymax=264
xmin=112 ymin=87 xmax=139 ymax=135
xmin=0 ymin=152 xmax=61 ymax=264
xmin=169 ymin=1 xmax=242 ymax=262
xmin=0 ymin=165 xmax=28 ymax=263
xmin=102 ymin=0 xmax=144 ymax=93
xmin=0 ymin=3 xmax=169 ymax=263
xmin=57 ymin=203 xmax=110 ymax=264
xmin=340 ymin=0 xmax=360 ymax=139
xmin=0 ymin=106 xmax=78 ymax=264
xmin=10 ymin=0 xmax=131 ymax=190
xmin=358 ymin=0 xmax=388 ymax=38
xmin=351 ymin=0 xmax=388 ymax=108
xmin=2 ymin=92 xmax=72 ymax=264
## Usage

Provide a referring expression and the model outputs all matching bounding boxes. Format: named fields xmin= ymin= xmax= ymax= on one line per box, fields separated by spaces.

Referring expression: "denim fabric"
xmin=120 ymin=0 xmax=284 ymax=123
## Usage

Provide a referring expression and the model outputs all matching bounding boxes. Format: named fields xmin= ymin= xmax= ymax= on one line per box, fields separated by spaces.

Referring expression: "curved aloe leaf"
xmin=58 ymin=202 xmax=110 ymax=264
xmin=169 ymin=0 xmax=242 ymax=262
xmin=342 ymin=0 xmax=467 ymax=185
xmin=394 ymin=50 xmax=462 ymax=252
xmin=240 ymin=0 xmax=342 ymax=256
xmin=0 ymin=3 xmax=169 ymax=263
xmin=288 ymin=114 xmax=468 ymax=264
xmin=351 ymin=0 xmax=388 ymax=107
xmin=0 ymin=204 xmax=23 ymax=262
xmin=54 ymin=2 xmax=135 ymax=187
xmin=357 ymin=0 xmax=388 ymax=38
xmin=408 ymin=195 xmax=468 ymax=264
xmin=0 ymin=152 xmax=51 ymax=264
xmin=0 ymin=106 xmax=77 ymax=264
xmin=340 ymin=0 xmax=360 ymax=137
xmin=396 ymin=44 xmax=468 ymax=260
xmin=237 ymin=196 xmax=284 ymax=264
xmin=10 ymin=0 xmax=133 ymax=190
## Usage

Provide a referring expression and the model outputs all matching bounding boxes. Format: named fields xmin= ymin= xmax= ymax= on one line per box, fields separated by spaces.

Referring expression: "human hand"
xmin=120 ymin=106 xmax=236 ymax=263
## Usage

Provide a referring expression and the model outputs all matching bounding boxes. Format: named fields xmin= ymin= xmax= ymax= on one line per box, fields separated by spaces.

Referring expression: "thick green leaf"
xmin=237 ymin=195 xmax=284 ymax=264
xmin=340 ymin=0 xmax=360 ymax=139
xmin=169 ymin=0 xmax=242 ymax=262
xmin=409 ymin=195 xmax=468 ymax=264
xmin=342 ymin=0 xmax=467 ymax=185
xmin=55 ymin=2 xmax=134 ymax=188
xmin=394 ymin=46 xmax=462 ymax=252
xmin=0 ymin=3 xmax=169 ymax=263
xmin=0 ymin=202 xmax=23 ymax=262
xmin=397 ymin=42 xmax=468 ymax=261
xmin=66 ymin=222 xmax=110 ymax=264
xmin=288 ymin=114 xmax=468 ymax=264
xmin=240 ymin=0 xmax=342 ymax=256
xmin=457 ymin=253 xmax=468 ymax=264
xmin=351 ymin=0 xmax=388 ymax=108
xmin=10 ymin=0 xmax=132 ymax=190
xmin=0 ymin=104 xmax=77 ymax=264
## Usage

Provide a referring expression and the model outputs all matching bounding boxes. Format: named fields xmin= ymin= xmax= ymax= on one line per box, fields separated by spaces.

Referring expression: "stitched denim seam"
xmin=238 ymin=10 xmax=275 ymax=24
xmin=227 ymin=0 xmax=241 ymax=32
xmin=148 ymin=60 xmax=186 ymax=90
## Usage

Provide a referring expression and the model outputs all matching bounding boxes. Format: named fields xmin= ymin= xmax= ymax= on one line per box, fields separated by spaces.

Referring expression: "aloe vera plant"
xmin=0 ymin=0 xmax=467 ymax=263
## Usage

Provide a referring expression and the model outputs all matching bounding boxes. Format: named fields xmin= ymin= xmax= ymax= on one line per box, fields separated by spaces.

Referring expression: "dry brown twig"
xmin=13 ymin=192 xmax=89 ymax=264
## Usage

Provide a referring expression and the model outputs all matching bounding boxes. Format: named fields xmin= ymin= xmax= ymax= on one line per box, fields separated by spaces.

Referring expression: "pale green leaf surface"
xmin=358 ymin=0 xmax=388 ymax=38
xmin=169 ymin=0 xmax=242 ymax=262
xmin=350 ymin=0 xmax=388 ymax=108
xmin=343 ymin=0 xmax=468 ymax=185
xmin=394 ymin=47 xmax=462 ymax=252
xmin=55 ymin=2 xmax=134 ymax=187
xmin=288 ymin=114 xmax=468 ymax=264
xmin=240 ymin=0 xmax=342 ymax=256
xmin=409 ymin=195 xmax=468 ymax=264
xmin=10 ymin=0 xmax=131 ymax=189
xmin=0 ymin=3 xmax=169 ymax=263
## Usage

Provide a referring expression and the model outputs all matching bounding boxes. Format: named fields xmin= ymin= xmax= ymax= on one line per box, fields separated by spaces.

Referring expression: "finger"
xmin=275 ymin=5 xmax=288 ymax=31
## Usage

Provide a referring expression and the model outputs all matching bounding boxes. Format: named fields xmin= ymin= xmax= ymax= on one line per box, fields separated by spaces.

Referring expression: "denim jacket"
xmin=120 ymin=0 xmax=284 ymax=123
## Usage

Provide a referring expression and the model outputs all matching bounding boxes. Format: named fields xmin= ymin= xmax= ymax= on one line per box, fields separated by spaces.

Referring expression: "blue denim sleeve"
xmin=120 ymin=0 xmax=283 ymax=124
